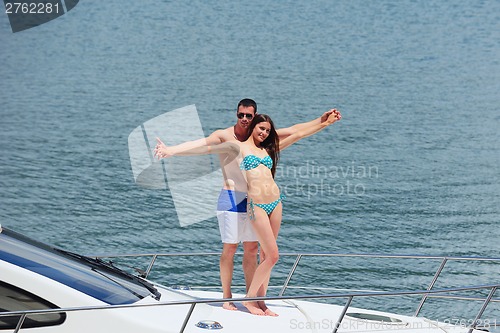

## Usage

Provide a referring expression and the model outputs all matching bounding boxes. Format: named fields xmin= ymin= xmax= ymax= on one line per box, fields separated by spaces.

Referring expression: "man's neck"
xmin=233 ymin=124 xmax=247 ymax=142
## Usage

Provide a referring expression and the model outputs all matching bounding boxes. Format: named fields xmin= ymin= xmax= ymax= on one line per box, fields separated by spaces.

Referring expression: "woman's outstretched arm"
xmin=154 ymin=129 xmax=229 ymax=158
xmin=278 ymin=109 xmax=341 ymax=151
xmin=155 ymin=138 xmax=240 ymax=158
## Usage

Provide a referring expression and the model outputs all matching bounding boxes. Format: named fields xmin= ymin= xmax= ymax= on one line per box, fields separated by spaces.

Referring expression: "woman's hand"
xmin=154 ymin=137 xmax=174 ymax=159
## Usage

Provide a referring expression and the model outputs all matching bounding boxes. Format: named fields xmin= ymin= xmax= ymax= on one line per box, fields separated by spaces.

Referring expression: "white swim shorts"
xmin=216 ymin=189 xmax=257 ymax=244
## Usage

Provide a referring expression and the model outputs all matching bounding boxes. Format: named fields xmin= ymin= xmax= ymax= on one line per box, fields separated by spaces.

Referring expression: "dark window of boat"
xmin=0 ymin=228 xmax=151 ymax=305
xmin=0 ymin=281 xmax=66 ymax=329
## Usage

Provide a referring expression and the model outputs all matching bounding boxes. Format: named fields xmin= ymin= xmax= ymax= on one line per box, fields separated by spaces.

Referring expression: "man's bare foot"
xmin=222 ymin=301 xmax=238 ymax=311
xmin=242 ymin=300 xmax=265 ymax=316
xmin=258 ymin=301 xmax=279 ymax=317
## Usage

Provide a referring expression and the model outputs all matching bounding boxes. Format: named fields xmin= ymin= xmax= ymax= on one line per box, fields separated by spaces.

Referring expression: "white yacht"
xmin=0 ymin=225 xmax=498 ymax=333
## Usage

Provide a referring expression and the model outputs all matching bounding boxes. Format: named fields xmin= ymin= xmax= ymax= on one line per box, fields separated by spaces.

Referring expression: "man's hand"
xmin=320 ymin=109 xmax=335 ymax=122
xmin=324 ymin=109 xmax=342 ymax=125
xmin=154 ymin=137 xmax=174 ymax=159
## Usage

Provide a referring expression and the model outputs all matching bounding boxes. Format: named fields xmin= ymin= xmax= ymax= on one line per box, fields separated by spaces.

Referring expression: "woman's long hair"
xmin=246 ymin=114 xmax=280 ymax=177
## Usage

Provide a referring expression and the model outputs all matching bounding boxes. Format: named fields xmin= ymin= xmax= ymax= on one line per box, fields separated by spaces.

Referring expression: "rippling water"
xmin=1 ymin=0 xmax=499 ymax=325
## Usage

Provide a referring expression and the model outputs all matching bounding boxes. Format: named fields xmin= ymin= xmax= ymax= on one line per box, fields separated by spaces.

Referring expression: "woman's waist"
xmin=247 ymin=184 xmax=281 ymax=201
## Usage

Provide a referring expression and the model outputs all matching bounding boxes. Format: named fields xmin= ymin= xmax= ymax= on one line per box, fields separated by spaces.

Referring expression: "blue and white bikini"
xmin=240 ymin=154 xmax=285 ymax=218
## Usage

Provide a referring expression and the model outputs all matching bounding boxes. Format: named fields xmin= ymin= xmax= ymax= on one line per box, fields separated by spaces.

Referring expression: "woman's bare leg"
xmin=242 ymin=207 xmax=279 ymax=316
xmin=257 ymin=203 xmax=282 ymax=316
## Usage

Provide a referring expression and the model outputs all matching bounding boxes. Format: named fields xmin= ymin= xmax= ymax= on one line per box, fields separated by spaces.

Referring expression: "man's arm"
xmin=154 ymin=129 xmax=227 ymax=158
xmin=276 ymin=109 xmax=335 ymax=139
xmin=279 ymin=109 xmax=341 ymax=151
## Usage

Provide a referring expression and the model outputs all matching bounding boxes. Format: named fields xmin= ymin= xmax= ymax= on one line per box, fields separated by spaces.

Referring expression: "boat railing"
xmin=2 ymin=252 xmax=499 ymax=333
xmin=1 ymin=282 xmax=498 ymax=333
xmin=97 ymin=251 xmax=499 ymax=332
xmin=96 ymin=251 xmax=500 ymax=312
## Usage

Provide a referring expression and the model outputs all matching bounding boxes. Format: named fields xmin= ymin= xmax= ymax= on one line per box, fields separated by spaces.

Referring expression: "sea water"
xmin=0 ymin=0 xmax=498 ymax=326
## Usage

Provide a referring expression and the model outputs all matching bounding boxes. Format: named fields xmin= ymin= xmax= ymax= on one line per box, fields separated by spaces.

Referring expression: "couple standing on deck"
xmin=154 ymin=99 xmax=341 ymax=316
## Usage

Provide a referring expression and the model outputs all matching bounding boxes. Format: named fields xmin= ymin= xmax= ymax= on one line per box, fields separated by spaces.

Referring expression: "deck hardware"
xmin=195 ymin=320 xmax=223 ymax=330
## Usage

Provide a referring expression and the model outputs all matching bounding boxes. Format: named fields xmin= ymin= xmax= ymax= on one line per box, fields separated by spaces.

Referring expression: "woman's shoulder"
xmin=240 ymin=148 xmax=268 ymax=159
xmin=238 ymin=143 xmax=251 ymax=153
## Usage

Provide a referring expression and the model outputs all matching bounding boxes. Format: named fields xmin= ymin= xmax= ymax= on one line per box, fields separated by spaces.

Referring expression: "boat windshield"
xmin=0 ymin=227 xmax=160 ymax=305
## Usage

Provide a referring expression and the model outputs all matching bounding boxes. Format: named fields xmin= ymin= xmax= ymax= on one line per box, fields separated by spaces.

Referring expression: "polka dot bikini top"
xmin=240 ymin=154 xmax=273 ymax=171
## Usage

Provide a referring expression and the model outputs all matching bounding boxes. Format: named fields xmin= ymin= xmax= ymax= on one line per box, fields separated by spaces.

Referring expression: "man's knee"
xmin=221 ymin=243 xmax=238 ymax=259
xmin=242 ymin=241 xmax=258 ymax=257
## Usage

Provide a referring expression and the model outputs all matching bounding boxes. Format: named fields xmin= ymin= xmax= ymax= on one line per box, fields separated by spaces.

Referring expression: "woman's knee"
xmin=265 ymin=250 xmax=279 ymax=266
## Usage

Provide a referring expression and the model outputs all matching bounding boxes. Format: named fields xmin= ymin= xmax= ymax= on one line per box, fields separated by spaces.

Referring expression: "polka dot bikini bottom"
xmin=248 ymin=194 xmax=285 ymax=219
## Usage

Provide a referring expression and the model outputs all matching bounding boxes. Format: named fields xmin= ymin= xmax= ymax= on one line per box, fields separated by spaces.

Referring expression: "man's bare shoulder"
xmin=212 ymin=127 xmax=235 ymax=142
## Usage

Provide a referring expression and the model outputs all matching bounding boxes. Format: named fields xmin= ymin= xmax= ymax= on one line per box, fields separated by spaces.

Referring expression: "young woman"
xmin=235 ymin=111 xmax=341 ymax=316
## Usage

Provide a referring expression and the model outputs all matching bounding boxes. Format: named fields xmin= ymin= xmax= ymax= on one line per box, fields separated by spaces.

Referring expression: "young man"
xmin=155 ymin=99 xmax=335 ymax=310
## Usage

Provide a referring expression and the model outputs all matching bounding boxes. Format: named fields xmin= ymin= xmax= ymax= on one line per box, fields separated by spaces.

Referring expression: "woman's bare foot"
xmin=258 ymin=301 xmax=279 ymax=317
xmin=242 ymin=300 xmax=265 ymax=316
xmin=222 ymin=301 xmax=237 ymax=311
xmin=264 ymin=309 xmax=278 ymax=316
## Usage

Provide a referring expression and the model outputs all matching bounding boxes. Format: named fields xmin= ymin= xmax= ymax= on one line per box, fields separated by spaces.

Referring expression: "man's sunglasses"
xmin=237 ymin=113 xmax=254 ymax=120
